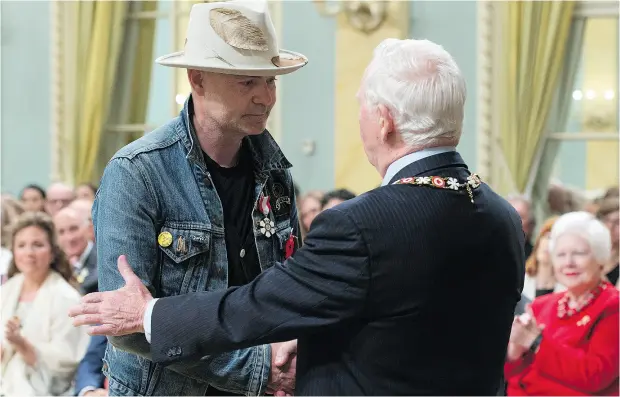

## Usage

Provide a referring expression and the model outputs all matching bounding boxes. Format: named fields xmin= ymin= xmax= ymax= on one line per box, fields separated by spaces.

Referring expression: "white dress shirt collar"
xmin=75 ymin=241 xmax=94 ymax=271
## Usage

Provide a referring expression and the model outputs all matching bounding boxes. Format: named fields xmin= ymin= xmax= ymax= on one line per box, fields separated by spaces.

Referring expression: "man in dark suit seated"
xmin=54 ymin=206 xmax=98 ymax=295
xmin=71 ymin=38 xmax=525 ymax=395
xmin=75 ymin=335 xmax=108 ymax=396
xmin=54 ymin=205 xmax=107 ymax=396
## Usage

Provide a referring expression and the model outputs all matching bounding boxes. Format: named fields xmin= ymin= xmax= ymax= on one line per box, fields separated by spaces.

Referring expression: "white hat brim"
xmin=155 ymin=49 xmax=308 ymax=76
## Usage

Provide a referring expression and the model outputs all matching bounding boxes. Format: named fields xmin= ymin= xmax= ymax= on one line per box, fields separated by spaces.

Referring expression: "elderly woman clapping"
xmin=504 ymin=211 xmax=619 ymax=396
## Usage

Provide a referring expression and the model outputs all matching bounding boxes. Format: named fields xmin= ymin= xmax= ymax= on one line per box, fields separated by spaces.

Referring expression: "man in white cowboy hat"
xmin=72 ymin=38 xmax=524 ymax=394
xmin=84 ymin=1 xmax=306 ymax=396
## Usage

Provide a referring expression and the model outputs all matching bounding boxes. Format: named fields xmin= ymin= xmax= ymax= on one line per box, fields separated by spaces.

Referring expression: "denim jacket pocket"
xmin=158 ymin=223 xmax=211 ymax=263
xmin=156 ymin=222 xmax=212 ymax=295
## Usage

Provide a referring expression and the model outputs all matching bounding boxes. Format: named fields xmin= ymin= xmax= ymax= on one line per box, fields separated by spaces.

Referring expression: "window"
xmin=553 ymin=15 xmax=619 ymax=194
xmin=476 ymin=0 xmax=619 ymax=196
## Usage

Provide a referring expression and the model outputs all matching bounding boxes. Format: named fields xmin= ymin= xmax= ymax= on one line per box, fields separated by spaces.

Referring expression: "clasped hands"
xmin=67 ymin=255 xmax=298 ymax=395
xmin=2 ymin=316 xmax=36 ymax=366
xmin=5 ymin=317 xmax=25 ymax=348
xmin=506 ymin=306 xmax=543 ymax=362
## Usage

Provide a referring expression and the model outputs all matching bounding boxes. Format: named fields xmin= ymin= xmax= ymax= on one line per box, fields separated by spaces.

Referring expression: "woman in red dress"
xmin=505 ymin=211 xmax=619 ymax=396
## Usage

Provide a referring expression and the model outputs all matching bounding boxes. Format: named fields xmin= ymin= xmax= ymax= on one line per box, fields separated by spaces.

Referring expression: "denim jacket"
xmin=93 ymin=98 xmax=300 ymax=396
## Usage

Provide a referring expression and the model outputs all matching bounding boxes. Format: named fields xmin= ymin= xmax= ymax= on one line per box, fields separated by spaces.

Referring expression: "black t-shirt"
xmin=203 ymin=143 xmax=262 ymax=396
xmin=203 ymin=142 xmax=261 ymax=288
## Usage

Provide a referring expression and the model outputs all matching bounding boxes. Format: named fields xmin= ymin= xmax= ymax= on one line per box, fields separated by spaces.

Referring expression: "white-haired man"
xmin=54 ymin=206 xmax=97 ymax=295
xmin=71 ymin=38 xmax=524 ymax=394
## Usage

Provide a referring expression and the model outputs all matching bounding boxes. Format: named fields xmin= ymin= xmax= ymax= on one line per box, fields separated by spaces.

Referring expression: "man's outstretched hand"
xmin=68 ymin=255 xmax=153 ymax=336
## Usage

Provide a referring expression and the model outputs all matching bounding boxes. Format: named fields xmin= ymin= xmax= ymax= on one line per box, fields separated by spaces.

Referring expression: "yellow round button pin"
xmin=158 ymin=231 xmax=173 ymax=248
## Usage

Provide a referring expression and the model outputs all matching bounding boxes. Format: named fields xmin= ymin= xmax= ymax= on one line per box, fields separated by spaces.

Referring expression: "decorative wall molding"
xmin=475 ymin=0 xmax=493 ymax=180
xmin=574 ymin=1 xmax=620 ymax=18
xmin=267 ymin=0 xmax=283 ymax=143
xmin=476 ymin=0 xmax=513 ymax=191
xmin=50 ymin=0 xmax=61 ymax=182
xmin=313 ymin=0 xmax=388 ymax=34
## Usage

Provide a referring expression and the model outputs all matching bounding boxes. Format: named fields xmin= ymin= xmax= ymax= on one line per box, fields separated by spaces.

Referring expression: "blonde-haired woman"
xmin=522 ymin=217 xmax=565 ymax=300
xmin=1 ymin=212 xmax=89 ymax=396
xmin=505 ymin=211 xmax=619 ymax=395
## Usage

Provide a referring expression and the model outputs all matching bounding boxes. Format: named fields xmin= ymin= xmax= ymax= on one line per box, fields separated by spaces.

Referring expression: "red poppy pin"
xmin=285 ymin=234 xmax=297 ymax=259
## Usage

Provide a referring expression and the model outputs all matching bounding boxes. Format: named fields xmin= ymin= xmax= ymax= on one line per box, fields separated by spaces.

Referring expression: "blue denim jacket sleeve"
xmin=94 ymin=157 xmax=270 ymax=395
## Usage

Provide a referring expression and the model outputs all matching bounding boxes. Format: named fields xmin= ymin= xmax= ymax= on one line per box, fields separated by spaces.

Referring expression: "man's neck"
xmin=378 ymin=147 xmax=415 ymax=178
xmin=192 ymin=114 xmax=244 ymax=168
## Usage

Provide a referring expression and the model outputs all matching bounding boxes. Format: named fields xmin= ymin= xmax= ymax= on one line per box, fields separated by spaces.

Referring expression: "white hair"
xmin=548 ymin=211 xmax=612 ymax=264
xmin=361 ymin=38 xmax=467 ymax=148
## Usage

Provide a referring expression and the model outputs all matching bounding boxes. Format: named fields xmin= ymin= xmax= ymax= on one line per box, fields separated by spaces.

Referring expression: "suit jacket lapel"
xmin=388 ymin=151 xmax=468 ymax=185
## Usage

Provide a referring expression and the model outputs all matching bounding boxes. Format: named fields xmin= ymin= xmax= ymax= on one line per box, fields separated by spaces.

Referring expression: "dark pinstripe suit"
xmin=150 ymin=151 xmax=525 ymax=395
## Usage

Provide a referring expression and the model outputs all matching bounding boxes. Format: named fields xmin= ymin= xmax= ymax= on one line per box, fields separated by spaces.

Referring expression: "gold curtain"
xmin=92 ymin=1 xmax=158 ymax=180
xmin=59 ymin=1 xmax=130 ymax=185
xmin=498 ymin=1 xmax=575 ymax=194
xmin=125 ymin=1 xmax=157 ymax=144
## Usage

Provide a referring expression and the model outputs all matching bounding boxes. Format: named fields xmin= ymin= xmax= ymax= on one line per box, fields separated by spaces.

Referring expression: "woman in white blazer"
xmin=1 ymin=212 xmax=89 ymax=396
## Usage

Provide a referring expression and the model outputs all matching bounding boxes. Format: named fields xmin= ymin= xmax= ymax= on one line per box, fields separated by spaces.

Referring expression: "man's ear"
xmin=187 ymin=69 xmax=205 ymax=95
xmin=377 ymin=104 xmax=394 ymax=142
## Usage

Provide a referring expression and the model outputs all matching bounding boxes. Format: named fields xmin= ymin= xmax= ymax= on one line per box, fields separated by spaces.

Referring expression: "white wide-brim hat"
xmin=156 ymin=0 xmax=308 ymax=76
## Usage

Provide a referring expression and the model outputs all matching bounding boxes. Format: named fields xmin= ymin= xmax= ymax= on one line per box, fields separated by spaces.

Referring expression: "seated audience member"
xmin=320 ymin=188 xmax=356 ymax=210
xmin=603 ymin=186 xmax=619 ymax=200
xmin=506 ymin=195 xmax=535 ymax=258
xmin=65 ymin=200 xmax=106 ymax=396
xmin=596 ymin=197 xmax=619 ymax=286
xmin=505 ymin=211 xmax=619 ymax=396
xmin=69 ymin=199 xmax=95 ymax=243
xmin=547 ymin=183 xmax=572 ymax=215
xmin=584 ymin=197 xmax=602 ymax=215
xmin=19 ymin=185 xmax=46 ymax=213
xmin=566 ymin=188 xmax=586 ymax=213
xmin=74 ymin=335 xmax=107 ymax=397
xmin=0 ymin=196 xmax=25 ymax=284
xmin=298 ymin=190 xmax=324 ymax=239
xmin=522 ymin=217 xmax=565 ymax=299
xmin=53 ymin=207 xmax=97 ymax=295
xmin=45 ymin=183 xmax=76 ymax=217
xmin=75 ymin=183 xmax=97 ymax=202
xmin=1 ymin=212 xmax=89 ymax=396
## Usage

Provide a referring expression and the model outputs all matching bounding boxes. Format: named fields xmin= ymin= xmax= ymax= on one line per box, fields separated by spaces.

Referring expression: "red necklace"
xmin=557 ymin=281 xmax=607 ymax=318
